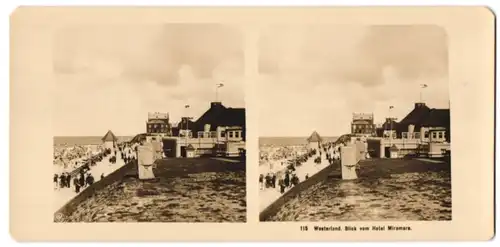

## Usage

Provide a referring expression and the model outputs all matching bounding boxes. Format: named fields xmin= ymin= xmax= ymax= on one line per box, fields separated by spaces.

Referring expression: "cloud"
xmin=257 ymin=25 xmax=449 ymax=137
xmin=258 ymin=25 xmax=448 ymax=87
xmin=54 ymin=24 xmax=243 ymax=86
xmin=53 ymin=24 xmax=244 ymax=136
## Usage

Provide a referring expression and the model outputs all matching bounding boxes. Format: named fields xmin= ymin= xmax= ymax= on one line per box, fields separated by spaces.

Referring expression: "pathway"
xmin=53 ymin=147 xmax=135 ymax=212
xmin=259 ymin=151 xmax=330 ymax=212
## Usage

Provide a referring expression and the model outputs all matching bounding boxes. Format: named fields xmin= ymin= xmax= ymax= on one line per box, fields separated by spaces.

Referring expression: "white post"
xmin=341 ymin=146 xmax=358 ymax=180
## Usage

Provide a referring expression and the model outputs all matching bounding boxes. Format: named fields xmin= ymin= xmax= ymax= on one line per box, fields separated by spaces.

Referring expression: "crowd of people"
xmin=260 ymin=170 xmax=303 ymax=194
xmin=259 ymin=145 xmax=306 ymax=165
xmin=53 ymin=142 xmax=138 ymax=194
xmin=259 ymin=147 xmax=318 ymax=194
xmin=53 ymin=145 xmax=101 ymax=168
xmin=259 ymin=139 xmax=348 ymax=195
xmin=53 ymin=162 xmax=95 ymax=192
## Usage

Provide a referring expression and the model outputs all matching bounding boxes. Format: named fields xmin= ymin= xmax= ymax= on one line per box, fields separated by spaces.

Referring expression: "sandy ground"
xmin=265 ymin=158 xmax=451 ymax=221
xmin=59 ymin=158 xmax=246 ymax=222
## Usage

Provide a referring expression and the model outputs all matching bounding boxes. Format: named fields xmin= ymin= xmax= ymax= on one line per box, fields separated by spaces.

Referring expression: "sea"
xmin=53 ymin=136 xmax=134 ymax=147
xmin=259 ymin=137 xmax=339 ymax=147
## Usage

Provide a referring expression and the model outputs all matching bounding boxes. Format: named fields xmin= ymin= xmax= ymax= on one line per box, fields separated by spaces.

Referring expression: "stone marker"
xmin=340 ymin=146 xmax=358 ymax=180
xmin=137 ymin=144 xmax=155 ymax=180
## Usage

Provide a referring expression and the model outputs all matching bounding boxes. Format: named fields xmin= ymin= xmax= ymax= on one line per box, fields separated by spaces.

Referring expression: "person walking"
xmin=59 ymin=173 xmax=66 ymax=188
xmin=284 ymin=172 xmax=290 ymax=188
xmin=291 ymin=174 xmax=300 ymax=186
xmin=53 ymin=174 xmax=59 ymax=190
xmin=79 ymin=172 xmax=85 ymax=188
xmin=66 ymin=173 xmax=72 ymax=189
xmin=86 ymin=173 xmax=95 ymax=186
xmin=278 ymin=177 xmax=286 ymax=194
xmin=73 ymin=177 xmax=80 ymax=193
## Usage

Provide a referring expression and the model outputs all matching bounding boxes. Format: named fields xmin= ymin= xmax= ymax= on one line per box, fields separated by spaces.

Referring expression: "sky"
xmin=53 ymin=24 xmax=245 ymax=136
xmin=257 ymin=25 xmax=450 ymax=137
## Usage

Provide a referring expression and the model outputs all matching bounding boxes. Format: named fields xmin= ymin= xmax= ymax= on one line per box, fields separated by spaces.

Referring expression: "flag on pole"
xmin=185 ymin=105 xmax=190 ymax=108
xmin=421 ymin=84 xmax=428 ymax=88
xmin=217 ymin=83 xmax=224 ymax=88
xmin=389 ymin=106 xmax=394 ymax=109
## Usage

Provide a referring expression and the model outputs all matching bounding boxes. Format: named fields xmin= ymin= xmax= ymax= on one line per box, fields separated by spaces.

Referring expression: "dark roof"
xmin=193 ymin=102 xmax=245 ymax=132
xmin=102 ymin=130 xmax=118 ymax=142
xmin=381 ymin=119 xmax=399 ymax=130
xmin=177 ymin=118 xmax=196 ymax=130
xmin=398 ymin=103 xmax=431 ymax=126
xmin=396 ymin=103 xmax=449 ymax=134
xmin=307 ymin=131 xmax=322 ymax=142
xmin=421 ymin=109 xmax=450 ymax=127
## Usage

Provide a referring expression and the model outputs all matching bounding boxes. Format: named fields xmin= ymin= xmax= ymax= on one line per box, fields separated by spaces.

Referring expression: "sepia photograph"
xmin=258 ymin=25 xmax=452 ymax=222
xmin=52 ymin=23 xmax=247 ymax=222
xmin=9 ymin=7 xmax=494 ymax=241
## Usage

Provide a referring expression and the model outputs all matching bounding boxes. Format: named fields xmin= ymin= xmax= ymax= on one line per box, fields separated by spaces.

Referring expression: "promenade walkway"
xmin=53 ymin=146 xmax=135 ymax=212
xmin=259 ymin=151 xmax=330 ymax=212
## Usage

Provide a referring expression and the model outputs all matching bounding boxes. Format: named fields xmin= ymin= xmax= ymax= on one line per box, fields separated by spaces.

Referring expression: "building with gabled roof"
xmin=307 ymin=131 xmax=322 ymax=150
xmin=368 ymin=102 xmax=450 ymax=158
xmin=102 ymin=130 xmax=118 ymax=149
xmin=395 ymin=102 xmax=450 ymax=141
xmin=162 ymin=101 xmax=246 ymax=158
xmin=191 ymin=102 xmax=246 ymax=140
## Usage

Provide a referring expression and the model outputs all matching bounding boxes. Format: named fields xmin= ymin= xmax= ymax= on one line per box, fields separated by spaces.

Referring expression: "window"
xmin=438 ymin=132 xmax=443 ymax=139
xmin=229 ymin=131 xmax=234 ymax=138
xmin=235 ymin=132 xmax=239 ymax=138
xmin=432 ymin=132 xmax=437 ymax=139
xmin=221 ymin=131 xmax=226 ymax=138
xmin=210 ymin=132 xmax=216 ymax=138
xmin=424 ymin=131 xmax=429 ymax=138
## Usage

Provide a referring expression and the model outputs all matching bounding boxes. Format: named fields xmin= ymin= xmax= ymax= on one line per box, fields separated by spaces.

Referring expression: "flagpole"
xmin=389 ymin=106 xmax=394 ymax=146
xmin=215 ymin=86 xmax=218 ymax=102
xmin=420 ymin=84 xmax=427 ymax=103
xmin=215 ymin=82 xmax=224 ymax=102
